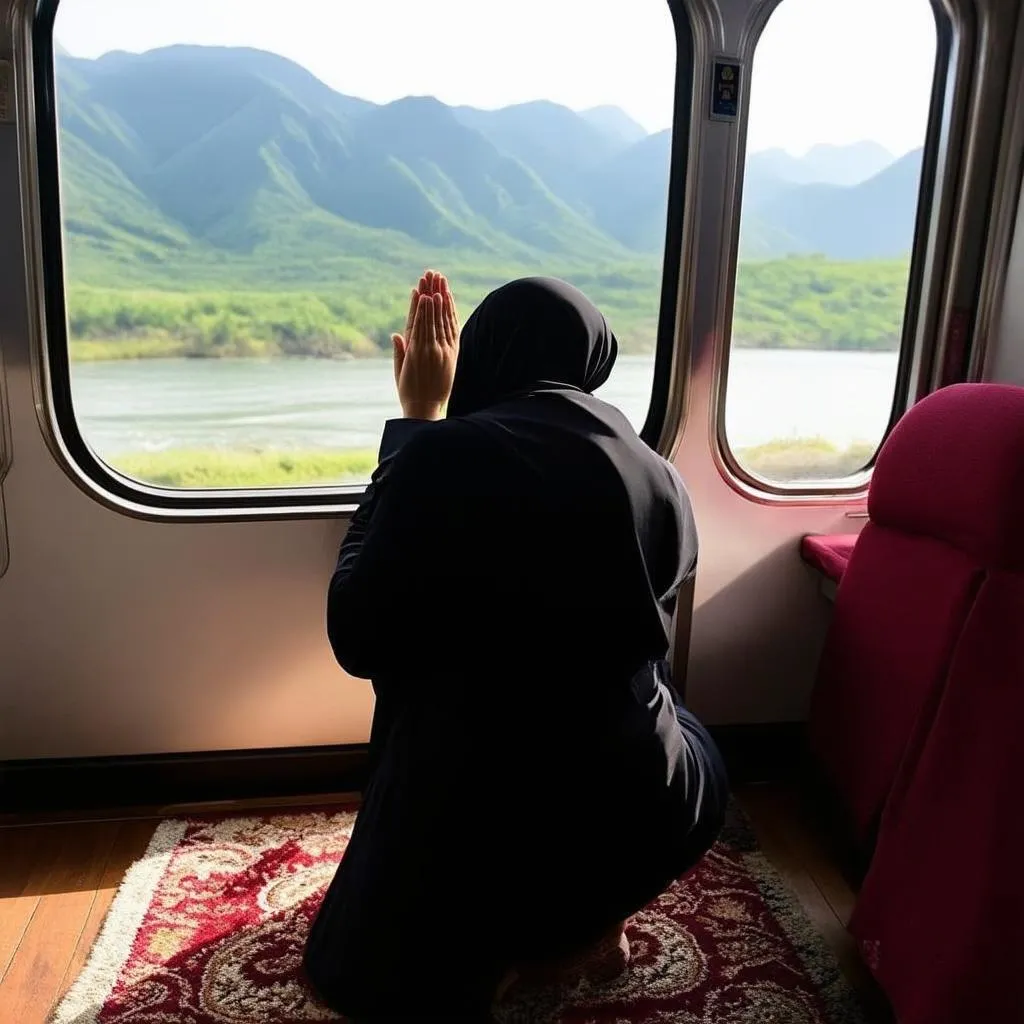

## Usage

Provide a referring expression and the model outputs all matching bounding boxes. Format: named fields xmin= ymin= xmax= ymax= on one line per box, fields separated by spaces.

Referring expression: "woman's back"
xmin=358 ymin=388 xmax=693 ymax=694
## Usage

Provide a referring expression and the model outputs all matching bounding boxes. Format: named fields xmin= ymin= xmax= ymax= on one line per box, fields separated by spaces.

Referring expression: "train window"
xmin=725 ymin=0 xmax=937 ymax=486
xmin=40 ymin=0 xmax=685 ymax=501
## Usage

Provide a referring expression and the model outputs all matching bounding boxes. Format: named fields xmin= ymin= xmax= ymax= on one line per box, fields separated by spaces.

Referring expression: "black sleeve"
xmin=326 ymin=419 xmax=481 ymax=681
xmin=332 ymin=417 xmax=433 ymax=586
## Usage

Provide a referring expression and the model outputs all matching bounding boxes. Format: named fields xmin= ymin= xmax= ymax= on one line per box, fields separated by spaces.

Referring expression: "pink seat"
xmin=809 ymin=383 xmax=1024 ymax=846
xmin=808 ymin=382 xmax=1024 ymax=1023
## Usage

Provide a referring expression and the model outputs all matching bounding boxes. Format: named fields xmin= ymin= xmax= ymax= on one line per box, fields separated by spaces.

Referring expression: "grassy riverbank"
xmin=107 ymin=437 xmax=876 ymax=489
xmin=110 ymin=449 xmax=379 ymax=488
xmin=65 ymin=256 xmax=910 ymax=362
xmin=737 ymin=438 xmax=875 ymax=480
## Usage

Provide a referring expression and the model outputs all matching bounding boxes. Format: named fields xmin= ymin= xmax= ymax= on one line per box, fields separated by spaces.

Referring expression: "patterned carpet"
xmin=50 ymin=804 xmax=868 ymax=1023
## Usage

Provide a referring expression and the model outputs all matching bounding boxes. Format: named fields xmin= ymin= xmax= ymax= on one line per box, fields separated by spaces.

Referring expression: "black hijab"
xmin=447 ymin=277 xmax=619 ymax=417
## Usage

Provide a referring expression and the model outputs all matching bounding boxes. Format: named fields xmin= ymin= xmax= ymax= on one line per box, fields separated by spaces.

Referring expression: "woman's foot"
xmin=581 ymin=925 xmax=630 ymax=984
xmin=498 ymin=920 xmax=631 ymax=998
xmin=494 ymin=967 xmax=520 ymax=1003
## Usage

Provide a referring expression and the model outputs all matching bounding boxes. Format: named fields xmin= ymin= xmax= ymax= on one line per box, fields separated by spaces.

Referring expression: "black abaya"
xmin=303 ymin=278 xmax=727 ymax=1019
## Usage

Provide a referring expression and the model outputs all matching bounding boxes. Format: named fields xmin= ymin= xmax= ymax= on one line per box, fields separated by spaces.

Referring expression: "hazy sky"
xmin=54 ymin=0 xmax=936 ymax=157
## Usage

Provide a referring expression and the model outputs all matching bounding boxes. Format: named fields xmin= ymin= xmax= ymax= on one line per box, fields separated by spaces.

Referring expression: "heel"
xmin=582 ymin=928 xmax=630 ymax=984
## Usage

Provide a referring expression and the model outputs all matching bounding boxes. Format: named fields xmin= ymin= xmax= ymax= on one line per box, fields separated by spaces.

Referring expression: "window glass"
xmin=726 ymin=0 xmax=936 ymax=484
xmin=51 ymin=0 xmax=678 ymax=490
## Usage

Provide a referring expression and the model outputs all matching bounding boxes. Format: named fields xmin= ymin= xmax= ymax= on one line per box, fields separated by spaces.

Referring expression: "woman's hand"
xmin=393 ymin=270 xmax=442 ymax=391
xmin=391 ymin=271 xmax=460 ymax=420
xmin=394 ymin=270 xmax=453 ymax=392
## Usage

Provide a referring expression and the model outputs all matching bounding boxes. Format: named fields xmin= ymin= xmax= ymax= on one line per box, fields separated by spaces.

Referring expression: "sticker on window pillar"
xmin=710 ymin=59 xmax=741 ymax=121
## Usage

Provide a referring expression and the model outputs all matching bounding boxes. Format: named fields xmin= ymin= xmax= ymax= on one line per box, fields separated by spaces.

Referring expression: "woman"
xmin=303 ymin=273 xmax=727 ymax=1021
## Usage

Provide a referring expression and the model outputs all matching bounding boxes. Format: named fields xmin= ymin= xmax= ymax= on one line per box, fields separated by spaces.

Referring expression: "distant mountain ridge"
xmin=54 ymin=44 xmax=923 ymax=285
xmin=747 ymin=141 xmax=895 ymax=188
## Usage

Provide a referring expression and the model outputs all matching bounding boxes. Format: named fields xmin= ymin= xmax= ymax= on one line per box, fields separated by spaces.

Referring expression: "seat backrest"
xmin=849 ymin=569 xmax=1024 ymax=1024
xmin=808 ymin=382 xmax=1024 ymax=846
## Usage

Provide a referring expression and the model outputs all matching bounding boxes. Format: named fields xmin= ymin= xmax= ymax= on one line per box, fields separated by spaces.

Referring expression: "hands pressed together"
xmin=391 ymin=269 xmax=460 ymax=421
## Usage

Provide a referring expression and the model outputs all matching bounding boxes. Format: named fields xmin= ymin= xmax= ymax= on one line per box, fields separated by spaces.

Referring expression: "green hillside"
xmin=54 ymin=45 xmax=920 ymax=360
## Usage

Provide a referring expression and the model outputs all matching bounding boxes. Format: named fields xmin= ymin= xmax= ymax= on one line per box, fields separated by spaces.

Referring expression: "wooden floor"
xmin=0 ymin=783 xmax=892 ymax=1023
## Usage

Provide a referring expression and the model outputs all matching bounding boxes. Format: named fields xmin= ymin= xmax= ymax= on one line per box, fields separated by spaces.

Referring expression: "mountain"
xmin=747 ymin=141 xmax=895 ymax=188
xmin=451 ymin=99 xmax=623 ymax=203
xmin=52 ymin=44 xmax=923 ymax=287
xmin=741 ymin=148 xmax=923 ymax=260
xmin=583 ymin=130 xmax=673 ymax=251
xmin=580 ymin=106 xmax=649 ymax=147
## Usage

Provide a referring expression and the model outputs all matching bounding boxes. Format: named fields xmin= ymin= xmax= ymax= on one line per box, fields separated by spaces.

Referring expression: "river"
xmin=69 ymin=349 xmax=900 ymax=458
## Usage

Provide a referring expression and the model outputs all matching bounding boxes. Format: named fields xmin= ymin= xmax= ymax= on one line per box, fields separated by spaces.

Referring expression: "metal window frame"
xmin=703 ymin=0 xmax=970 ymax=501
xmin=15 ymin=0 xmax=696 ymax=521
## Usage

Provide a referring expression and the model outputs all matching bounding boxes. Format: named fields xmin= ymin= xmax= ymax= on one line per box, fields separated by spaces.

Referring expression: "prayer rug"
xmin=51 ymin=804 xmax=868 ymax=1023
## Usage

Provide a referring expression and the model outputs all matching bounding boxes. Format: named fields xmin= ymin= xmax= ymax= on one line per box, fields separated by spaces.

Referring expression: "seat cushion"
xmin=801 ymin=534 xmax=858 ymax=584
